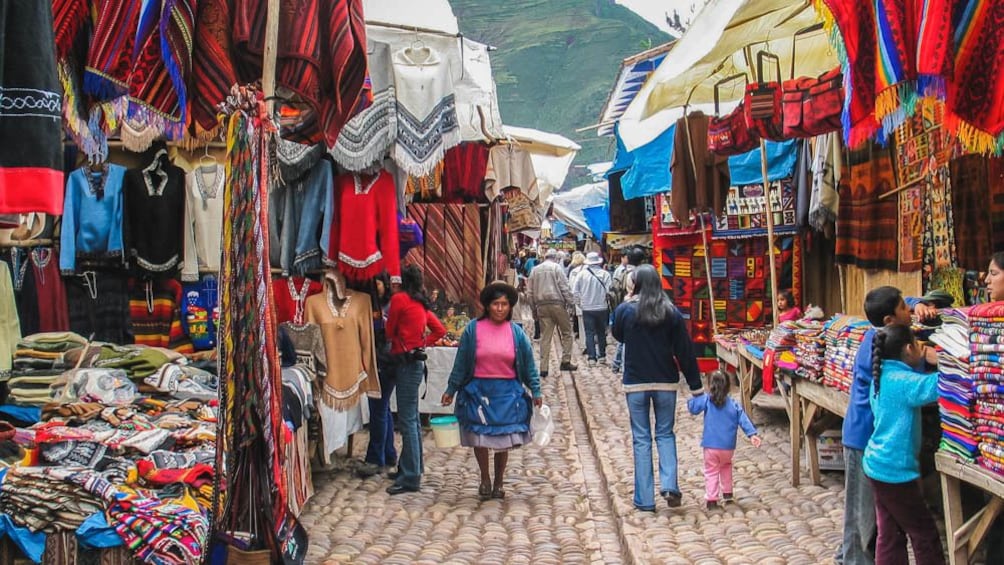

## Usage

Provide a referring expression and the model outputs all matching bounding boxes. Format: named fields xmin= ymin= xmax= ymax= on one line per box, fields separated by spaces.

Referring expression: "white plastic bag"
xmin=531 ymin=403 xmax=554 ymax=447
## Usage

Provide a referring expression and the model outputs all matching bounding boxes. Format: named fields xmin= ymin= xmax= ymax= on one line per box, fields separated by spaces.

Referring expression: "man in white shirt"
xmin=527 ymin=249 xmax=577 ymax=377
xmin=572 ymin=252 xmax=612 ymax=367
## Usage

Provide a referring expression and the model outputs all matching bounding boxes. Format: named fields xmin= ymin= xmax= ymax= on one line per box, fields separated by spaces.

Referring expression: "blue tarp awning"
xmin=727 ymin=139 xmax=799 ymax=185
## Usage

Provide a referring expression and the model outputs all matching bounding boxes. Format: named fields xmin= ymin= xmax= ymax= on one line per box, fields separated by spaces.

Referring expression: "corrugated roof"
xmin=596 ymin=42 xmax=675 ymax=137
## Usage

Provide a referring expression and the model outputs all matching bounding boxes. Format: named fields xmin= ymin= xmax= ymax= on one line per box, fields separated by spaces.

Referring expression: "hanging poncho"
xmin=330 ymin=41 xmax=398 ymax=171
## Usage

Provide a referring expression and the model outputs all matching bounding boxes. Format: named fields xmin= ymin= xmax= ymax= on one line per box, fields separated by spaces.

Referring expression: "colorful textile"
xmin=0 ymin=0 xmax=65 ymax=215
xmin=84 ymin=0 xmax=141 ymax=100
xmin=391 ymin=45 xmax=461 ymax=176
xmin=129 ymin=279 xmax=194 ymax=353
xmin=404 ymin=204 xmax=485 ymax=316
xmin=442 ymin=143 xmax=490 ymax=203
xmin=817 ymin=0 xmax=880 ymax=147
xmin=834 ymin=146 xmax=899 ymax=270
xmin=945 ymin=1 xmax=1004 ymax=154
xmin=329 ymin=41 xmax=397 ymax=171
xmin=191 ymin=0 xmax=239 ymax=135
xmin=328 ymin=171 xmax=401 ymax=283
xmin=950 ymin=155 xmax=994 ymax=270
xmin=713 ymin=178 xmax=798 ymax=239
xmin=921 ymin=165 xmax=958 ymax=286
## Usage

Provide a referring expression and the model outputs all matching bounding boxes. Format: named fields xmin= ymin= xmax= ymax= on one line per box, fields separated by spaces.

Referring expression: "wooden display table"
xmin=935 ymin=452 xmax=1004 ymax=565
xmin=777 ymin=371 xmax=849 ymax=487
xmin=735 ymin=346 xmax=764 ymax=416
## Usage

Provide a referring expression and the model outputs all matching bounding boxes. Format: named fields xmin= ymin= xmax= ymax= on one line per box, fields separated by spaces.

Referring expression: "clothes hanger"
xmin=199 ymin=142 xmax=218 ymax=172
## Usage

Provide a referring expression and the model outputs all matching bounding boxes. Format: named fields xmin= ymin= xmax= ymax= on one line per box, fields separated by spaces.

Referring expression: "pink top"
xmin=778 ymin=307 xmax=803 ymax=323
xmin=473 ymin=319 xmax=517 ymax=379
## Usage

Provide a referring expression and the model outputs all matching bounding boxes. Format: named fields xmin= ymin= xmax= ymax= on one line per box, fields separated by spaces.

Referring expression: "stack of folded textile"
xmin=930 ymin=307 xmax=978 ymax=461
xmin=792 ymin=320 xmax=826 ymax=382
xmin=821 ymin=316 xmax=871 ymax=393
xmin=6 ymin=332 xmax=88 ymax=405
xmin=968 ymin=302 xmax=1004 ymax=477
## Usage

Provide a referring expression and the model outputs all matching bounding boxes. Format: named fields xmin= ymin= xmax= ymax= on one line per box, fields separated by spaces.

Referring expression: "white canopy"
xmin=550 ymin=182 xmax=608 ymax=237
xmin=503 ymin=126 xmax=581 ymax=205
xmin=618 ymin=0 xmax=837 ymax=150
xmin=362 ymin=0 xmax=459 ymax=35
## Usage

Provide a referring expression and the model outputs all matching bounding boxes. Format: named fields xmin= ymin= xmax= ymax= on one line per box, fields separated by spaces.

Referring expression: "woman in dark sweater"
xmin=612 ymin=265 xmax=704 ymax=511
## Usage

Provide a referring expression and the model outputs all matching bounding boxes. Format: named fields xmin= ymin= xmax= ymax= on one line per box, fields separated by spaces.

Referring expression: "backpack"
xmin=608 ymin=266 xmax=633 ymax=310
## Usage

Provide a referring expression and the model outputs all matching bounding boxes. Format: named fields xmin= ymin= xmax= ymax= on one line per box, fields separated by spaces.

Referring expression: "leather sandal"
xmin=478 ymin=482 xmax=492 ymax=501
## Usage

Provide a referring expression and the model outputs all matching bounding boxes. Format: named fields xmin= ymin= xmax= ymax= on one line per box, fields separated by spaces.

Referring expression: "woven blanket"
xmin=950 ymin=155 xmax=994 ymax=269
xmin=946 ymin=1 xmax=1004 ymax=153
xmin=191 ymin=0 xmax=239 ymax=135
xmin=391 ymin=46 xmax=461 ymax=177
xmin=835 ymin=146 xmax=899 ymax=270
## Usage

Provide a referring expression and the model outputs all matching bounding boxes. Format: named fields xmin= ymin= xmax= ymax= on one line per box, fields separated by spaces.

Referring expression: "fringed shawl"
xmin=946 ymin=0 xmax=1004 ymax=154
xmin=330 ymin=41 xmax=398 ymax=172
xmin=51 ymin=0 xmax=91 ymax=60
xmin=391 ymin=46 xmax=462 ymax=177
xmin=127 ymin=0 xmax=196 ymax=140
xmin=84 ymin=0 xmax=141 ymax=100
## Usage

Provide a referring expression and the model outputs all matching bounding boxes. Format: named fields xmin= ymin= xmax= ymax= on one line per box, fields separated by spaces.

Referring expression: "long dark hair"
xmin=708 ymin=370 xmax=729 ymax=408
xmin=992 ymin=252 xmax=1004 ymax=272
xmin=633 ymin=264 xmax=673 ymax=326
xmin=400 ymin=264 xmax=431 ymax=310
xmin=871 ymin=324 xmax=915 ymax=396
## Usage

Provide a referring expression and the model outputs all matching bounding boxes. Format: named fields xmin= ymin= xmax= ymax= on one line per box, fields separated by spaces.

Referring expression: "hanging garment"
xmin=273 ymin=277 xmax=322 ymax=326
xmin=232 ymin=0 xmax=368 ymax=145
xmin=128 ymin=279 xmax=193 ymax=353
xmin=442 ymin=142 xmax=490 ymax=203
xmin=946 ymin=1 xmax=1004 ymax=153
xmin=84 ymin=0 xmax=141 ymax=99
xmin=191 ymin=0 xmax=240 ymax=135
xmin=391 ymin=45 xmax=462 ymax=177
xmin=269 ymin=143 xmax=334 ymax=275
xmin=181 ymin=277 xmax=219 ymax=351
xmin=66 ymin=271 xmax=132 ymax=345
xmin=330 ymin=41 xmax=398 ymax=171
xmin=328 ymin=171 xmax=401 ymax=283
xmin=808 ymin=132 xmax=843 ymax=232
xmin=669 ymin=112 xmax=731 ymax=226
xmin=0 ymin=0 xmax=64 ymax=215
xmin=124 ymin=147 xmax=186 ymax=277
xmin=304 ymin=287 xmax=379 ymax=411
xmin=484 ymin=145 xmax=538 ymax=204
xmin=0 ymin=262 xmax=19 ymax=372
xmin=950 ymin=155 xmax=993 ymax=271
xmin=1 ymin=248 xmax=69 ymax=337
xmin=126 ymin=0 xmax=197 ymax=139
xmin=280 ymin=321 xmax=327 ymax=377
xmin=181 ymin=164 xmax=225 ymax=281
xmin=818 ymin=0 xmax=880 ymax=148
xmin=60 ymin=165 xmax=127 ymax=275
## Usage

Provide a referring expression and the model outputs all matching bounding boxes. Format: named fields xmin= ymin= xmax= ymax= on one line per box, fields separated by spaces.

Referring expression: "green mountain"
xmin=451 ymin=0 xmax=671 ymax=188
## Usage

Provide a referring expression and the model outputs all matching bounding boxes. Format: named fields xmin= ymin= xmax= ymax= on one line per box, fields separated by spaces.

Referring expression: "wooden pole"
xmin=262 ymin=0 xmax=281 ymax=114
xmin=760 ymin=139 xmax=780 ymax=327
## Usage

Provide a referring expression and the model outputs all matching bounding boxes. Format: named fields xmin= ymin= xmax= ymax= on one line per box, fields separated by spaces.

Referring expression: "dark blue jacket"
xmin=611 ymin=301 xmax=702 ymax=392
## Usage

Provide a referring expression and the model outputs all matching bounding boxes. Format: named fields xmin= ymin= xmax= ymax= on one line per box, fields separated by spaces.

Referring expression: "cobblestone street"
xmin=301 ymin=353 xmax=846 ymax=564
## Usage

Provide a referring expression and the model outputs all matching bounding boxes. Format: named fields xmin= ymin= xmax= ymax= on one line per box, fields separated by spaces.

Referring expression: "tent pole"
xmin=760 ymin=139 xmax=779 ymax=328
xmin=682 ymin=110 xmax=719 ymax=337
xmin=263 ymin=0 xmax=281 ymax=115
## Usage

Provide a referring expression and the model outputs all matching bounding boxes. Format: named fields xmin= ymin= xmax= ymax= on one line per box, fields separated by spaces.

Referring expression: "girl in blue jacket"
xmin=863 ymin=324 xmax=944 ymax=565
xmin=687 ymin=370 xmax=761 ymax=509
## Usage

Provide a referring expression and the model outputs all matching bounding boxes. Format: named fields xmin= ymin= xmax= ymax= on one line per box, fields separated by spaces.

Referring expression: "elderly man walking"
xmin=527 ymin=249 xmax=578 ymax=377
xmin=572 ymin=252 xmax=612 ymax=367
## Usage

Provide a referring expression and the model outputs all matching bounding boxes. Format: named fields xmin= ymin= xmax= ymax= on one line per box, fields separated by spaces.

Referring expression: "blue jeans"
xmin=583 ymin=309 xmax=609 ymax=361
xmin=626 ymin=390 xmax=679 ymax=509
xmin=394 ymin=359 xmax=425 ymax=489
xmin=613 ymin=342 xmax=624 ymax=371
xmin=840 ymin=447 xmax=875 ymax=565
xmin=365 ymin=369 xmax=397 ymax=467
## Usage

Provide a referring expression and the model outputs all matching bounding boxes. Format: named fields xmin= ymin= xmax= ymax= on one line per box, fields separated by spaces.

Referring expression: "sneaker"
xmin=722 ymin=492 xmax=733 ymax=503
xmin=706 ymin=500 xmax=718 ymax=510
xmin=661 ymin=491 xmax=682 ymax=508
xmin=559 ymin=361 xmax=577 ymax=372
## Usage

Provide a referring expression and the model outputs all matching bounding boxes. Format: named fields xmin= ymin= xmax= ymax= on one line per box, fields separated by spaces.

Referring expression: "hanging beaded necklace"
xmin=288 ymin=277 xmax=313 ymax=325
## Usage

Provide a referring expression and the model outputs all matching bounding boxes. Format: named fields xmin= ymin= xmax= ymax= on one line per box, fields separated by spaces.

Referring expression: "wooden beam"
xmin=262 ymin=0 xmax=281 ymax=114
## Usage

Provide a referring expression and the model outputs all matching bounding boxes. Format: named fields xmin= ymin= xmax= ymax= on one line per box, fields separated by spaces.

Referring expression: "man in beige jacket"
xmin=527 ymin=248 xmax=577 ymax=377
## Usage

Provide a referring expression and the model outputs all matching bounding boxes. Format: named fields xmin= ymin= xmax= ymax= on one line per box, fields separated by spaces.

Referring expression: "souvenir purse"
xmin=744 ymin=51 xmax=785 ymax=141
xmin=782 ymin=23 xmax=843 ymax=138
xmin=708 ymin=74 xmax=759 ymax=156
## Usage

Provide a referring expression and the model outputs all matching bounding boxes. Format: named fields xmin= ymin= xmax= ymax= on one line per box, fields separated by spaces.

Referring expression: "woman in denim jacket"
xmin=442 ymin=281 xmax=543 ymax=500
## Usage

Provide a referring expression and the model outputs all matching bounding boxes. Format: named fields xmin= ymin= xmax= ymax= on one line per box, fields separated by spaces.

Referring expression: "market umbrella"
xmin=616 ymin=0 xmax=839 ymax=326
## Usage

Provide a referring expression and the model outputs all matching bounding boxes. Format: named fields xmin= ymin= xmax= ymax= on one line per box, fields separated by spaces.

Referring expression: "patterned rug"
xmin=654 ymin=228 xmax=798 ymax=361
xmin=835 ymin=146 xmax=900 ymax=271
xmin=404 ymin=204 xmax=484 ymax=316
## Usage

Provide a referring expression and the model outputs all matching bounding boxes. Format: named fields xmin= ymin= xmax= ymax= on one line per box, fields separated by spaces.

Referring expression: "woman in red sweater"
xmin=385 ymin=265 xmax=446 ymax=495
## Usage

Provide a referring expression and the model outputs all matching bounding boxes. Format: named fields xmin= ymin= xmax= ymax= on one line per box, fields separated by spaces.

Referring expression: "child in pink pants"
xmin=687 ymin=371 xmax=761 ymax=509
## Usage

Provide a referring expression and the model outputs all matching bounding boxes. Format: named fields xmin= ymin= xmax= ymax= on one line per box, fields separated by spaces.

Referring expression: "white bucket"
xmin=430 ymin=416 xmax=461 ymax=448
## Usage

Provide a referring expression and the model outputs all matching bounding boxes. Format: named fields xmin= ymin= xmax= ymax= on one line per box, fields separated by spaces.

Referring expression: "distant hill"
xmin=451 ymin=0 xmax=671 ymax=188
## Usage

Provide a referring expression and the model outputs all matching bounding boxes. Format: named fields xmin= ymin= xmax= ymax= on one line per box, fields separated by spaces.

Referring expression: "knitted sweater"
xmin=123 ymin=148 xmax=185 ymax=276
xmin=181 ymin=165 xmax=224 ymax=281
xmin=612 ymin=301 xmax=702 ymax=393
xmin=304 ymin=288 xmax=380 ymax=410
xmin=328 ymin=171 xmax=401 ymax=283
xmin=59 ymin=165 xmax=127 ymax=274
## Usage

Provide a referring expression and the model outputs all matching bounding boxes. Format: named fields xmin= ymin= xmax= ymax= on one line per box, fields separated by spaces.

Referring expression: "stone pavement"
xmin=301 ymin=354 xmax=847 ymax=564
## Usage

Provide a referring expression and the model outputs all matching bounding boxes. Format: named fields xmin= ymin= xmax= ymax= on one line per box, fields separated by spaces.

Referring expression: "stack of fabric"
xmin=821 ymin=316 xmax=872 ymax=393
xmin=6 ymin=333 xmax=88 ymax=406
xmin=930 ymin=307 xmax=978 ymax=461
xmin=792 ymin=321 xmax=827 ymax=382
xmin=968 ymin=303 xmax=1004 ymax=477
